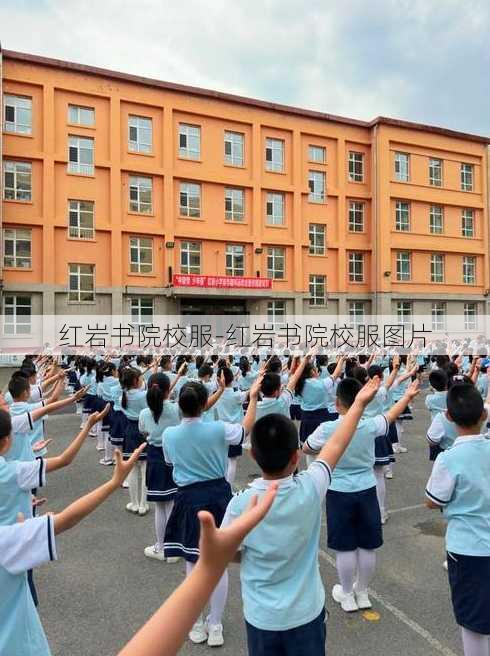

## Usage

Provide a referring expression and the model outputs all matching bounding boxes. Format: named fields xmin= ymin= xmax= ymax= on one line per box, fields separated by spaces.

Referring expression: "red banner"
xmin=173 ymin=274 xmax=272 ymax=289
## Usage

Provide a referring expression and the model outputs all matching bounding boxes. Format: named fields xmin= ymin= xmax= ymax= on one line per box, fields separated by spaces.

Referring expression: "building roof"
xmin=2 ymin=48 xmax=490 ymax=144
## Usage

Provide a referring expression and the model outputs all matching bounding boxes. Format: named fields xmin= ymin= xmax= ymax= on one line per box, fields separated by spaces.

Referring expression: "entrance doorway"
xmin=180 ymin=299 xmax=248 ymax=316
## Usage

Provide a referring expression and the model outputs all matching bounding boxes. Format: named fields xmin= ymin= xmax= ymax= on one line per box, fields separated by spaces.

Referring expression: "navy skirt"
xmin=228 ymin=444 xmax=243 ymax=458
xmin=399 ymin=404 xmax=413 ymax=421
xmin=375 ymin=430 xmax=395 ymax=466
xmin=122 ymin=417 xmax=147 ymax=460
xmin=299 ymin=408 xmax=330 ymax=444
xmin=164 ymin=477 xmax=232 ymax=563
xmin=146 ymin=444 xmax=177 ymax=502
xmin=82 ymin=393 xmax=98 ymax=413
xmin=448 ymin=552 xmax=490 ymax=634
xmin=388 ymin=421 xmax=399 ymax=445
xmin=110 ymin=410 xmax=125 ymax=447
xmin=429 ymin=444 xmax=444 ymax=462
xmin=101 ymin=400 xmax=114 ymax=430
xmin=290 ymin=404 xmax=302 ymax=421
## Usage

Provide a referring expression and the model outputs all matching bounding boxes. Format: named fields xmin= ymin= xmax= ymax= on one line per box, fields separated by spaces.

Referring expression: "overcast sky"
xmin=1 ymin=0 xmax=489 ymax=135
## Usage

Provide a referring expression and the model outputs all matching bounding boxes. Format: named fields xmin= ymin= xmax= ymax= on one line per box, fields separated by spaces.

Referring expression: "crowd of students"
xmin=1 ymin=347 xmax=489 ymax=656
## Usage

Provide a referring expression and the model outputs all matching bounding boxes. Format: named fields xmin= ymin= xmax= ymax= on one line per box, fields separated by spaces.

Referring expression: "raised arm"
xmin=286 ymin=355 xmax=308 ymax=392
xmin=242 ymin=374 xmax=263 ymax=435
xmin=384 ymin=355 xmax=400 ymax=390
xmin=385 ymin=380 xmax=420 ymax=424
xmin=30 ymin=386 xmax=88 ymax=422
xmin=330 ymin=355 xmax=345 ymax=381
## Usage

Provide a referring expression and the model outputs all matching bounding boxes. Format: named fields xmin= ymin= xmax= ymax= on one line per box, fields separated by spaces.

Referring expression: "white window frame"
xmin=348 ymin=201 xmax=365 ymax=232
xmin=180 ymin=241 xmax=201 ymax=274
xmin=225 ymin=244 xmax=245 ymax=277
xmin=68 ymin=104 xmax=95 ymax=127
xmin=225 ymin=188 xmax=245 ymax=221
xmin=3 ymin=160 xmax=32 ymax=201
xmin=3 ymin=228 xmax=32 ymax=268
xmin=395 ymin=201 xmax=410 ymax=231
xmin=267 ymin=247 xmax=285 ymax=280
xmin=464 ymin=303 xmax=477 ymax=330
xmin=394 ymin=152 xmax=410 ymax=182
xmin=130 ymin=237 xmax=153 ymax=274
xmin=309 ymin=274 xmax=326 ymax=306
xmin=429 ymin=158 xmax=442 ymax=187
xmin=463 ymin=256 xmax=476 ymax=285
xmin=129 ymin=176 xmax=153 ymax=214
xmin=265 ymin=138 xmax=284 ymax=172
xmin=130 ymin=297 xmax=154 ymax=325
xmin=348 ymin=151 xmax=364 ymax=182
xmin=266 ymin=192 xmax=285 ymax=225
xmin=462 ymin=209 xmax=474 ymax=238
xmin=224 ymin=131 xmax=244 ymax=166
xmin=68 ymin=200 xmax=95 ymax=240
xmin=308 ymin=170 xmax=326 ymax=203
xmin=180 ymin=182 xmax=201 ymax=218
xmin=68 ymin=135 xmax=94 ymax=175
xmin=348 ymin=301 xmax=365 ymax=327
xmin=3 ymin=94 xmax=32 ymax=134
xmin=396 ymin=251 xmax=411 ymax=281
xmin=429 ymin=205 xmax=444 ymax=234
xmin=68 ymin=264 xmax=95 ymax=303
xmin=397 ymin=301 xmax=413 ymax=327
xmin=308 ymin=223 xmax=326 ymax=255
xmin=3 ymin=295 xmax=32 ymax=335
xmin=431 ymin=302 xmax=446 ymax=331
xmin=348 ymin=252 xmax=364 ymax=282
xmin=461 ymin=163 xmax=474 ymax=192
xmin=179 ymin=123 xmax=201 ymax=160
xmin=308 ymin=145 xmax=326 ymax=164
xmin=430 ymin=253 xmax=444 ymax=283
xmin=267 ymin=301 xmax=286 ymax=325
xmin=128 ymin=115 xmax=152 ymax=154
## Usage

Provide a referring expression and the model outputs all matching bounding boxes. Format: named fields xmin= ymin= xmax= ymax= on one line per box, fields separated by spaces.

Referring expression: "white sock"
xmin=185 ymin=561 xmax=228 ymax=627
xmin=336 ymin=550 xmax=357 ymax=595
xmin=226 ymin=458 xmax=237 ymax=485
xmin=104 ymin=431 xmax=114 ymax=461
xmin=127 ymin=466 xmax=139 ymax=507
xmin=374 ymin=466 xmax=386 ymax=515
xmin=461 ymin=628 xmax=490 ymax=656
xmin=356 ymin=548 xmax=376 ymax=592
xmin=154 ymin=501 xmax=174 ymax=550
xmin=96 ymin=422 xmax=104 ymax=450
xmin=395 ymin=420 xmax=403 ymax=445
xmin=139 ymin=461 xmax=147 ymax=508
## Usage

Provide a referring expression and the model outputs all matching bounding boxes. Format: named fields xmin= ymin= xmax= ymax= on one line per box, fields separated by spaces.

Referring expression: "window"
xmin=130 ymin=298 xmax=154 ymax=325
xmin=128 ymin=115 xmax=152 ymax=153
xmin=129 ymin=176 xmax=153 ymax=214
xmin=430 ymin=254 xmax=444 ymax=283
xmin=267 ymin=301 xmax=286 ymax=324
xmin=180 ymin=241 xmax=201 ymax=274
xmin=429 ymin=158 xmax=442 ymax=186
xmin=396 ymin=251 xmax=411 ymax=281
xmin=348 ymin=301 xmax=365 ymax=327
xmin=463 ymin=256 xmax=476 ymax=284
xmin=462 ymin=209 xmax=474 ymax=238
xmin=265 ymin=138 xmax=284 ymax=172
xmin=225 ymin=188 xmax=244 ymax=221
xmin=68 ymin=200 xmax=95 ymax=239
xmin=68 ymin=136 xmax=94 ymax=175
xmin=395 ymin=201 xmax=410 ymax=231
xmin=4 ymin=95 xmax=32 ymax=134
xmin=397 ymin=301 xmax=412 ymax=327
xmin=3 ymin=160 xmax=32 ymax=201
xmin=348 ymin=151 xmax=364 ymax=182
xmin=267 ymin=247 xmax=285 ymax=279
xmin=179 ymin=123 xmax=200 ymax=159
xmin=308 ymin=145 xmax=326 ymax=163
xmin=464 ymin=303 xmax=477 ymax=330
xmin=224 ymin=131 xmax=244 ymax=166
xmin=68 ymin=264 xmax=95 ymax=302
xmin=308 ymin=171 xmax=326 ymax=203
xmin=308 ymin=223 xmax=326 ymax=255
xmin=68 ymin=104 xmax=95 ymax=127
xmin=461 ymin=163 xmax=473 ymax=191
xmin=309 ymin=275 xmax=326 ymax=306
xmin=225 ymin=244 xmax=245 ymax=276
xmin=3 ymin=295 xmax=31 ymax=335
xmin=348 ymin=252 xmax=364 ymax=282
xmin=394 ymin=152 xmax=410 ymax=181
xmin=431 ymin=303 xmax=446 ymax=331
xmin=429 ymin=205 xmax=444 ymax=234
xmin=266 ymin=192 xmax=285 ymax=225
xmin=130 ymin=237 xmax=153 ymax=274
xmin=348 ymin=201 xmax=365 ymax=232
xmin=3 ymin=228 xmax=31 ymax=268
xmin=180 ymin=182 xmax=201 ymax=218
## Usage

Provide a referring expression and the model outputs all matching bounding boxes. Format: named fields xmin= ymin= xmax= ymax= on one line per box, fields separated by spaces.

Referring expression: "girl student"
xmin=79 ymin=358 xmax=98 ymax=438
xmin=389 ymin=354 xmax=419 ymax=455
xmin=162 ymin=374 xmax=263 ymax=648
xmin=237 ymin=356 xmax=258 ymax=393
xmin=215 ymin=366 xmax=248 ymax=486
xmin=96 ymin=362 xmax=120 ymax=466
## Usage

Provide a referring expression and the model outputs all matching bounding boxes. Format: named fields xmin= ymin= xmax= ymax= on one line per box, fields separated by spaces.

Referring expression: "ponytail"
xmin=146 ymin=373 xmax=170 ymax=422
xmin=120 ymin=367 xmax=141 ymax=410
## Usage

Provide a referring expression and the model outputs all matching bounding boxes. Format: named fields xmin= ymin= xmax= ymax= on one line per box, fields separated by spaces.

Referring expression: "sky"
xmin=1 ymin=0 xmax=489 ymax=135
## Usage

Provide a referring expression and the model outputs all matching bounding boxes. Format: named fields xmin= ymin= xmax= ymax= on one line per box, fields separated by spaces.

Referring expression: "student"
xmin=139 ymin=373 xmax=180 ymax=562
xmin=303 ymin=377 xmax=419 ymax=612
xmin=221 ymin=378 xmax=381 ymax=656
xmin=425 ymin=369 xmax=449 ymax=420
xmin=255 ymin=355 xmax=308 ymax=422
xmin=79 ymin=358 xmax=99 ymax=436
xmin=238 ymin=357 xmax=258 ymax=392
xmin=97 ymin=363 xmax=120 ymax=466
xmin=162 ymin=376 xmax=261 ymax=648
xmin=0 ymin=442 xmax=146 ymax=656
xmin=425 ymin=383 xmax=490 ymax=656
xmin=215 ymin=366 xmax=248 ymax=485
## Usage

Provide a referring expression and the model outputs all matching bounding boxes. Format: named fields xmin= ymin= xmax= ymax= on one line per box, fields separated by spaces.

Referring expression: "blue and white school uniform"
xmin=476 ymin=374 xmax=489 ymax=401
xmin=0 ymin=515 xmax=57 ymax=656
xmin=109 ymin=384 xmax=125 ymax=449
xmin=216 ymin=387 xmax=247 ymax=458
xmin=256 ymin=389 xmax=293 ymax=421
xmin=365 ymin=387 xmax=395 ymax=466
xmin=163 ymin=418 xmax=244 ymax=562
xmin=138 ymin=404 xmax=180 ymax=502
xmin=0 ymin=457 xmax=46 ymax=526
xmin=7 ymin=402 xmax=44 ymax=462
xmin=79 ymin=372 xmax=98 ymax=414
xmin=238 ymin=371 xmax=258 ymax=392
xmin=306 ymin=415 xmax=389 ymax=551
xmin=298 ymin=377 xmax=334 ymax=443
xmin=425 ymin=390 xmax=447 ymax=421
xmin=426 ymin=435 xmax=490 ymax=635
xmin=201 ymin=379 xmax=218 ymax=422
xmin=121 ymin=389 xmax=148 ymax=460
xmin=97 ymin=375 xmax=119 ymax=436
xmin=392 ymin=369 xmax=413 ymax=420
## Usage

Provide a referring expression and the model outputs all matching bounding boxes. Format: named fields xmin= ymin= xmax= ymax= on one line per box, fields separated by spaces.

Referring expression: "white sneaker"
xmin=99 ymin=458 xmax=114 ymax=466
xmin=138 ymin=503 xmax=150 ymax=516
xmin=96 ymin=445 xmax=105 ymax=452
xmin=189 ymin=619 xmax=208 ymax=644
xmin=381 ymin=511 xmax=389 ymax=525
xmin=166 ymin=556 xmax=181 ymax=564
xmin=442 ymin=560 xmax=448 ymax=571
xmin=207 ymin=623 xmax=224 ymax=647
xmin=353 ymin=583 xmax=372 ymax=610
xmin=125 ymin=502 xmax=139 ymax=514
xmin=122 ymin=480 xmax=129 ymax=489
xmin=144 ymin=545 xmax=166 ymax=561
xmin=393 ymin=444 xmax=408 ymax=454
xmin=332 ymin=584 xmax=359 ymax=612
xmin=384 ymin=469 xmax=393 ymax=479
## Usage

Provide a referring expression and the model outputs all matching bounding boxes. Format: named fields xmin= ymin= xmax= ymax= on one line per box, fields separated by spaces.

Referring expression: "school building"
xmin=1 ymin=47 xmax=489 ymax=334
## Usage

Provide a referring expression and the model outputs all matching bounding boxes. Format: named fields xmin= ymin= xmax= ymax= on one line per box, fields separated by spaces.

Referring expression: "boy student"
xmin=221 ymin=378 xmax=381 ymax=656
xmin=425 ymin=369 xmax=449 ymax=420
xmin=303 ymin=376 xmax=419 ymax=613
xmin=0 ymin=441 xmax=147 ymax=656
xmin=425 ymin=383 xmax=490 ymax=656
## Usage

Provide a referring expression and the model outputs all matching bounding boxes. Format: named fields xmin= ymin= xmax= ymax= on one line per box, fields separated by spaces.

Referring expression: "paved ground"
xmin=1 ymin=370 xmax=463 ymax=656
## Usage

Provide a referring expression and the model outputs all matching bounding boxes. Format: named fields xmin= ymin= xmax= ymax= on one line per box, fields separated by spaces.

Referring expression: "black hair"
xmin=260 ymin=372 xmax=282 ymax=397
xmin=104 ymin=362 xmax=117 ymax=377
xmin=351 ymin=366 xmax=368 ymax=386
xmin=159 ymin=355 xmax=172 ymax=371
xmin=429 ymin=369 xmax=448 ymax=392
xmin=146 ymin=373 xmax=170 ymax=423
xmin=295 ymin=362 xmax=316 ymax=396
xmin=251 ymin=413 xmax=299 ymax=474
xmin=8 ymin=375 xmax=30 ymax=400
xmin=368 ymin=364 xmax=383 ymax=380
xmin=327 ymin=362 xmax=337 ymax=375
xmin=436 ymin=354 xmax=451 ymax=370
xmin=0 ymin=409 xmax=12 ymax=440
xmin=120 ymin=367 xmax=141 ymax=409
xmin=178 ymin=381 xmax=208 ymax=417
xmin=239 ymin=357 xmax=251 ymax=376
xmin=446 ymin=362 xmax=459 ymax=379
xmin=218 ymin=367 xmax=234 ymax=386
xmin=96 ymin=362 xmax=106 ymax=383
xmin=267 ymin=357 xmax=282 ymax=374
xmin=19 ymin=363 xmax=36 ymax=378
xmin=316 ymin=354 xmax=328 ymax=369
xmin=175 ymin=355 xmax=186 ymax=372
xmin=336 ymin=377 xmax=362 ymax=409
xmin=447 ymin=383 xmax=484 ymax=428
xmin=195 ymin=355 xmax=205 ymax=370
xmin=198 ymin=364 xmax=214 ymax=379
xmin=358 ymin=354 xmax=368 ymax=365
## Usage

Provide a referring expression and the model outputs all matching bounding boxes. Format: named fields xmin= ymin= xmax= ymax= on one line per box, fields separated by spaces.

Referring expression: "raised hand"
xmin=111 ymin=444 xmax=147 ymax=488
xmin=356 ymin=377 xmax=380 ymax=407
xmin=86 ymin=403 xmax=110 ymax=429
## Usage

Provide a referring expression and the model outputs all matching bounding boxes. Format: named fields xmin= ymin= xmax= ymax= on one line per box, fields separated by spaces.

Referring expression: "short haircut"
xmin=0 ymin=410 xmax=12 ymax=441
xmin=351 ymin=366 xmax=368 ymax=386
xmin=8 ymin=375 xmax=30 ymax=400
xmin=367 ymin=364 xmax=383 ymax=380
xmin=429 ymin=369 xmax=448 ymax=392
xmin=198 ymin=364 xmax=214 ymax=379
xmin=447 ymin=383 xmax=483 ymax=427
xmin=336 ymin=377 xmax=362 ymax=409
xmin=251 ymin=413 xmax=298 ymax=474
xmin=260 ymin=372 xmax=282 ymax=397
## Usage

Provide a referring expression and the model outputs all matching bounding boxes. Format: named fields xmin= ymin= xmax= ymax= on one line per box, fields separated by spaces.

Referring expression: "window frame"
xmin=3 ymin=94 xmax=32 ymax=135
xmin=224 ymin=130 xmax=244 ymax=166
xmin=429 ymin=158 xmax=443 ymax=187
xmin=430 ymin=253 xmax=445 ymax=283
xmin=129 ymin=237 xmax=153 ymax=274
xmin=462 ymin=255 xmax=476 ymax=285
xmin=267 ymin=247 xmax=285 ymax=280
xmin=180 ymin=182 xmax=201 ymax=218
xmin=3 ymin=160 xmax=32 ymax=201
xmin=308 ymin=223 xmax=326 ymax=255
xmin=462 ymin=208 xmax=474 ymax=238
xmin=461 ymin=163 xmax=474 ymax=192
xmin=308 ymin=170 xmax=326 ymax=203
xmin=67 ymin=104 xmax=95 ymax=127
xmin=348 ymin=301 xmax=366 ymax=327
xmin=68 ymin=135 xmax=94 ymax=175
xmin=68 ymin=263 xmax=95 ymax=303
xmin=130 ymin=297 xmax=154 ymax=326
xmin=128 ymin=115 xmax=152 ymax=154
xmin=308 ymin=145 xmax=326 ymax=164
xmin=179 ymin=123 xmax=201 ymax=160
xmin=129 ymin=175 xmax=153 ymax=214
xmin=265 ymin=137 xmax=285 ymax=173
xmin=395 ymin=200 xmax=410 ymax=231
xmin=429 ymin=205 xmax=444 ymax=235
xmin=396 ymin=301 xmax=413 ymax=327
xmin=394 ymin=152 xmax=410 ymax=182
xmin=3 ymin=228 xmax=32 ymax=269
xmin=266 ymin=192 xmax=285 ymax=226
xmin=3 ymin=295 xmax=32 ymax=335
xmin=431 ymin=302 xmax=447 ymax=331
xmin=180 ymin=240 xmax=201 ymax=274
xmin=225 ymin=244 xmax=245 ymax=277
xmin=348 ymin=252 xmax=364 ymax=283
xmin=309 ymin=274 xmax=327 ymax=306
xmin=396 ymin=251 xmax=411 ymax=281
xmin=225 ymin=187 xmax=245 ymax=222
xmin=68 ymin=200 xmax=95 ymax=240
xmin=464 ymin=303 xmax=477 ymax=330
xmin=348 ymin=151 xmax=364 ymax=182
xmin=348 ymin=200 xmax=365 ymax=232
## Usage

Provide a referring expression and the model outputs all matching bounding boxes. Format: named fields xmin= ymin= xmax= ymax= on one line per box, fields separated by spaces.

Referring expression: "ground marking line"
xmin=318 ymin=549 xmax=458 ymax=656
xmin=388 ymin=503 xmax=426 ymax=514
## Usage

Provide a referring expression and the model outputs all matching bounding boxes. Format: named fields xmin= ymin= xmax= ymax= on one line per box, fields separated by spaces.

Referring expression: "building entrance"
xmin=180 ymin=299 xmax=248 ymax=316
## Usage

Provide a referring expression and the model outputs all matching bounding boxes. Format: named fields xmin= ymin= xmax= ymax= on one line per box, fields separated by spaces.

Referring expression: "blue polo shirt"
xmin=121 ymin=389 xmax=147 ymax=420
xmin=299 ymin=377 xmax=334 ymax=412
xmin=425 ymin=411 xmax=488 ymax=451
xmin=216 ymin=388 xmax=246 ymax=424
xmin=0 ymin=457 xmax=46 ymax=526
xmin=138 ymin=403 xmax=180 ymax=447
xmin=425 ymin=391 xmax=447 ymax=420
xmin=256 ymin=389 xmax=293 ymax=421
xmin=7 ymin=402 xmax=44 ymax=462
